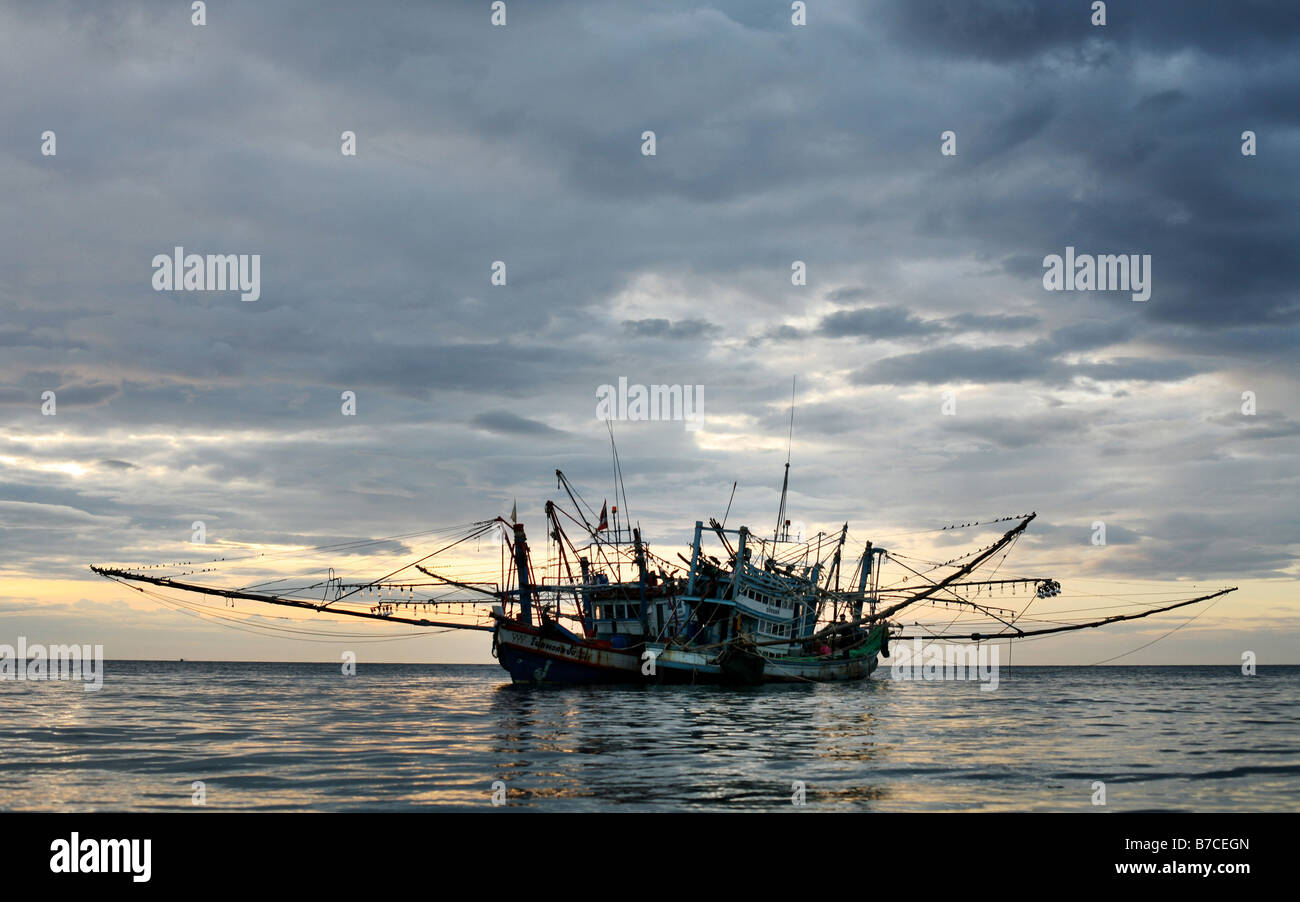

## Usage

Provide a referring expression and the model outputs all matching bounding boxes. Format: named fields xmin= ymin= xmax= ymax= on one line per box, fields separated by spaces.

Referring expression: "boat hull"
xmin=494 ymin=620 xmax=643 ymax=684
xmin=493 ymin=617 xmax=881 ymax=685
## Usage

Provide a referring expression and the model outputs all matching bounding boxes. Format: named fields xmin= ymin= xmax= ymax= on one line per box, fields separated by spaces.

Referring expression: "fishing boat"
xmin=88 ymin=453 xmax=1237 ymax=686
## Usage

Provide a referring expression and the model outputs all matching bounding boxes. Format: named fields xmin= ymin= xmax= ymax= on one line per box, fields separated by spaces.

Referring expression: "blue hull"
xmin=497 ymin=643 xmax=641 ymax=684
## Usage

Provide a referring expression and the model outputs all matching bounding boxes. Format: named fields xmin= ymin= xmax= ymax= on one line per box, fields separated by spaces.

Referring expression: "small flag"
xmin=510 ymin=500 xmax=517 ymax=523
xmin=597 ymin=501 xmax=608 ymax=531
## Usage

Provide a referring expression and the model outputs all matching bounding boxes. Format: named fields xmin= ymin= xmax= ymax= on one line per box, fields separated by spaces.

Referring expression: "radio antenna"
xmin=774 ymin=376 xmax=795 ymax=542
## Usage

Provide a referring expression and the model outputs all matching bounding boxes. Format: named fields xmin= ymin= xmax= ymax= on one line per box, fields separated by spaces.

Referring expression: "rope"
xmin=1084 ymin=593 xmax=1230 ymax=665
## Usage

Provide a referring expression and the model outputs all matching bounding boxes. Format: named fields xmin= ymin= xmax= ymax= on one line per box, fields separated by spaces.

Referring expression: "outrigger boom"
xmin=89 ymin=565 xmax=497 ymax=632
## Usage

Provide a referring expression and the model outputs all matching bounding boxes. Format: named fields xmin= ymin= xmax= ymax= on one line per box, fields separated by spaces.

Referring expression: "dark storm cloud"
xmin=876 ymin=0 xmax=1085 ymax=62
xmin=1135 ymin=88 xmax=1186 ymax=115
xmin=963 ymin=104 xmax=1056 ymax=168
xmin=877 ymin=0 xmax=1300 ymax=61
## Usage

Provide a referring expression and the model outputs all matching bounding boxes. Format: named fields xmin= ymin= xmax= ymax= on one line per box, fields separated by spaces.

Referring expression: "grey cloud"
xmin=878 ymin=0 xmax=1087 ymax=62
xmin=621 ymin=318 xmax=715 ymax=339
xmin=470 ymin=411 xmax=566 ymax=437
xmin=943 ymin=412 xmax=1090 ymax=449
xmin=823 ymin=287 xmax=870 ymax=304
xmin=1206 ymin=413 xmax=1300 ymax=440
xmin=852 ymin=345 xmax=1048 ymax=385
xmin=946 ymin=313 xmax=1040 ymax=333
xmin=818 ymin=306 xmax=943 ymax=339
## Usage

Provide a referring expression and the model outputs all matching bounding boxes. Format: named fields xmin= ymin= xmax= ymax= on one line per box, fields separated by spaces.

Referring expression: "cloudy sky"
xmin=2 ymin=0 xmax=1296 ymax=664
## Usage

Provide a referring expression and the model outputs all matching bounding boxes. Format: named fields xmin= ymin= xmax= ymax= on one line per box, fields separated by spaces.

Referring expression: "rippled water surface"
xmin=2 ymin=663 xmax=1296 ymax=811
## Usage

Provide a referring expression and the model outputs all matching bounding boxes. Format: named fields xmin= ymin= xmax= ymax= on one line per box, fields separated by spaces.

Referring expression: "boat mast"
xmin=855 ymin=541 xmax=874 ymax=620
xmin=821 ymin=523 xmax=848 ymax=622
xmin=512 ymin=521 xmax=534 ymax=626
xmin=633 ymin=527 xmax=650 ymax=633
xmin=686 ymin=521 xmax=704 ymax=596
xmin=774 ymin=376 xmax=795 ymax=543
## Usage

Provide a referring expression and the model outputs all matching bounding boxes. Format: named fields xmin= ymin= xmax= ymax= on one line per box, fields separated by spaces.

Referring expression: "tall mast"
xmin=513 ymin=522 xmax=533 ymax=626
xmin=854 ymin=541 xmax=874 ymax=620
xmin=633 ymin=527 xmax=650 ymax=633
xmin=606 ymin=420 xmax=631 ymax=542
xmin=774 ymin=376 xmax=795 ymax=542
xmin=822 ymin=522 xmax=849 ymax=622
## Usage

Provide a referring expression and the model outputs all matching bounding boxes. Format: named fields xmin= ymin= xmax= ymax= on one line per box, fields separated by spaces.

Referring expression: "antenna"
xmin=786 ymin=375 xmax=796 ymax=463
xmin=722 ymin=481 xmax=737 ymax=527
xmin=775 ymin=376 xmax=795 ymax=542
xmin=606 ymin=419 xmax=631 ymax=540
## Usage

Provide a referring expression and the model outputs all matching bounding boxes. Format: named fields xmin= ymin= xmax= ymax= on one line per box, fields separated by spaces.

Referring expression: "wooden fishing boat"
xmin=87 ymin=421 xmax=1237 ymax=683
xmin=88 ymin=497 xmax=1236 ymax=686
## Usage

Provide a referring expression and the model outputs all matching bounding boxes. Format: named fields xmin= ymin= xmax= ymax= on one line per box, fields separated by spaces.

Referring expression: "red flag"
xmin=597 ymin=501 xmax=609 ymax=531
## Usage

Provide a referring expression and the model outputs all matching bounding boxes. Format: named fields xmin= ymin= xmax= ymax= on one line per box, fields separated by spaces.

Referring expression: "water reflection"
xmin=0 ymin=663 xmax=1295 ymax=811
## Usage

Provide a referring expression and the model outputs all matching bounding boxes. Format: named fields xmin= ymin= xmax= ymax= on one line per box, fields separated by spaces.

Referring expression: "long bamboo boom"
xmin=89 ymin=566 xmax=496 ymax=631
xmin=893 ymin=587 xmax=1237 ymax=641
